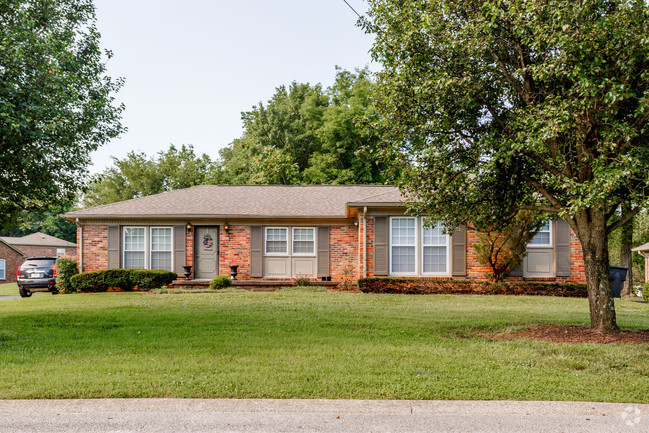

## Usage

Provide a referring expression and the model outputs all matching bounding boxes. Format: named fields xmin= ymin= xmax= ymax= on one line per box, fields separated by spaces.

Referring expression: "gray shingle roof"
xmin=0 ymin=232 xmax=76 ymax=248
xmin=632 ymin=242 xmax=649 ymax=253
xmin=64 ymin=185 xmax=404 ymax=220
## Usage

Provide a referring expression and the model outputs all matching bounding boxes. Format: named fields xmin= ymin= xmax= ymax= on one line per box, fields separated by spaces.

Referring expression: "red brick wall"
xmin=80 ymin=225 xmax=108 ymax=272
xmin=330 ymin=225 xmax=358 ymax=280
xmin=17 ymin=246 xmax=76 ymax=259
xmin=219 ymin=225 xmax=251 ymax=279
xmin=466 ymin=229 xmax=493 ymax=281
xmin=0 ymin=243 xmax=24 ymax=283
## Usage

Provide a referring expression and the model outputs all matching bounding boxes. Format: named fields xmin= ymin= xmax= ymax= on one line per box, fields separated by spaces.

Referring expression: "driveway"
xmin=1 ymin=399 xmax=648 ymax=433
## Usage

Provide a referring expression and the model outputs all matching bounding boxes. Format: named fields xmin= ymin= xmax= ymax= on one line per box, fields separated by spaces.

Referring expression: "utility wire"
xmin=341 ymin=0 xmax=361 ymax=18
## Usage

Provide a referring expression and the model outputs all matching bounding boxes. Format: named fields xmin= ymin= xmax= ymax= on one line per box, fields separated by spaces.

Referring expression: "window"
xmin=422 ymin=220 xmax=448 ymax=274
xmin=150 ymin=227 xmax=172 ymax=271
xmin=265 ymin=228 xmax=288 ymax=254
xmin=391 ymin=217 xmax=416 ymax=274
xmin=123 ymin=227 xmax=146 ymax=269
xmin=0 ymin=259 xmax=5 ymax=280
xmin=292 ymin=228 xmax=315 ymax=255
xmin=529 ymin=221 xmax=552 ymax=247
xmin=389 ymin=217 xmax=450 ymax=275
xmin=56 ymin=248 xmax=65 ymax=257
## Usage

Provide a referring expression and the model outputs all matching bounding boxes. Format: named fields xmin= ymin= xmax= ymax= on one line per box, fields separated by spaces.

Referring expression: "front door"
xmin=195 ymin=227 xmax=219 ymax=279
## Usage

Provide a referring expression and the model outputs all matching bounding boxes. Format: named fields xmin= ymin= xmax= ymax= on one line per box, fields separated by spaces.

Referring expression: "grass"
xmin=0 ymin=290 xmax=647 ymax=401
xmin=0 ymin=283 xmax=49 ymax=297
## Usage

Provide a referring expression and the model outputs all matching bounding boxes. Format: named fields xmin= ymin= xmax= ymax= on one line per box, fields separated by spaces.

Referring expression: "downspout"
xmin=363 ymin=206 xmax=367 ymax=278
xmin=77 ymin=218 xmax=83 ymax=273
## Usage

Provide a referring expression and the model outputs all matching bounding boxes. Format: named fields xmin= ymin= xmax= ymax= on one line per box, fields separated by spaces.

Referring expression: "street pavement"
xmin=1 ymin=399 xmax=648 ymax=433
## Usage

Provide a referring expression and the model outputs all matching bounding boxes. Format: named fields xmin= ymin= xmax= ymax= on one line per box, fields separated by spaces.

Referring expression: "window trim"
xmin=123 ymin=226 xmax=147 ymax=269
xmin=291 ymin=227 xmax=316 ymax=256
xmin=0 ymin=258 xmax=5 ymax=280
xmin=265 ymin=227 xmax=289 ymax=256
xmin=389 ymin=216 xmax=418 ymax=276
xmin=528 ymin=220 xmax=553 ymax=248
xmin=149 ymin=226 xmax=174 ymax=271
xmin=421 ymin=220 xmax=450 ymax=276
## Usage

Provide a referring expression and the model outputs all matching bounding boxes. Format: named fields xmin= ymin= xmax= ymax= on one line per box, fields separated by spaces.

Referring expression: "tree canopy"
xmin=213 ymin=68 xmax=385 ymax=185
xmin=0 ymin=0 xmax=124 ymax=229
xmin=364 ymin=0 xmax=649 ymax=332
xmin=84 ymin=144 xmax=215 ymax=207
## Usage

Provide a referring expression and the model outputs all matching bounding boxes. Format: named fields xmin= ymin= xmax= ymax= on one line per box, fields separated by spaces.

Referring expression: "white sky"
xmin=90 ymin=0 xmax=376 ymax=174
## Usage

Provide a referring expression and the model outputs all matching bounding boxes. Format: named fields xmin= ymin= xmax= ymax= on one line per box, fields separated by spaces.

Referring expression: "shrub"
xmin=70 ymin=269 xmax=177 ymax=293
xmin=336 ymin=268 xmax=355 ymax=291
xmin=358 ymin=278 xmax=588 ymax=298
xmin=643 ymin=282 xmax=649 ymax=301
xmin=473 ymin=211 xmax=546 ymax=281
xmin=210 ymin=275 xmax=232 ymax=290
xmin=292 ymin=273 xmax=312 ymax=287
xmin=55 ymin=258 xmax=79 ymax=294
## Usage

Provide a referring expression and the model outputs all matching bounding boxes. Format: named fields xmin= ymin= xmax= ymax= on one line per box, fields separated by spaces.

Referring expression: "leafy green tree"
xmin=474 ymin=211 xmax=546 ymax=282
xmin=85 ymin=144 xmax=215 ymax=206
xmin=0 ymin=201 xmax=77 ymax=243
xmin=0 ymin=0 xmax=124 ymax=229
xmin=215 ymin=68 xmax=386 ymax=185
xmin=364 ymin=0 xmax=649 ymax=332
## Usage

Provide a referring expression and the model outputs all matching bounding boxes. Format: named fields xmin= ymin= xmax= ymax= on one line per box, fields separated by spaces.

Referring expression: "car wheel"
xmin=18 ymin=287 xmax=32 ymax=298
xmin=51 ymin=289 xmax=59 ymax=295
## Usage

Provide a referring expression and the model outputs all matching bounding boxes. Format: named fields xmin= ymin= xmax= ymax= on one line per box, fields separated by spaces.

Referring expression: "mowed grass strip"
xmin=0 ymin=290 xmax=647 ymax=402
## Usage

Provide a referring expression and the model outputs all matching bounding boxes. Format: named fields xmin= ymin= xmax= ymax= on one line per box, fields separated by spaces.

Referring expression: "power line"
xmin=341 ymin=0 xmax=361 ymax=18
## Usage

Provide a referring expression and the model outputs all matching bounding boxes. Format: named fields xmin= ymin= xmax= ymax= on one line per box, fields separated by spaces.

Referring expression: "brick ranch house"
xmin=0 ymin=232 xmax=77 ymax=284
xmin=62 ymin=185 xmax=586 ymax=284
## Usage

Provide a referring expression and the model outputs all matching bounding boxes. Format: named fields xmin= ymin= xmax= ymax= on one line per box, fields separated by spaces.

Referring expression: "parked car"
xmin=17 ymin=257 xmax=58 ymax=297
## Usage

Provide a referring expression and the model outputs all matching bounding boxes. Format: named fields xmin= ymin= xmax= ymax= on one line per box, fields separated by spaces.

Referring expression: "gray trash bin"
xmin=609 ymin=266 xmax=628 ymax=298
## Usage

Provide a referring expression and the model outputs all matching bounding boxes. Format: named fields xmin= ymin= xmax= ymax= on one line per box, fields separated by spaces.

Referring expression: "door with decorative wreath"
xmin=194 ymin=226 xmax=219 ymax=279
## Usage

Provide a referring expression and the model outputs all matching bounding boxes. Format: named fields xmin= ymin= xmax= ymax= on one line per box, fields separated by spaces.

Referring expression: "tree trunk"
xmin=619 ymin=202 xmax=633 ymax=298
xmin=573 ymin=211 xmax=618 ymax=333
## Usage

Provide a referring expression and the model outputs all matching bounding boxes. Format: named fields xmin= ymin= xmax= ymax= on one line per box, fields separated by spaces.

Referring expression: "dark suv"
xmin=17 ymin=257 xmax=59 ymax=297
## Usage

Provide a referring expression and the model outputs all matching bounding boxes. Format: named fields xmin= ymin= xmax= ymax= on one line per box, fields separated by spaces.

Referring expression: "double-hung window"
xmin=390 ymin=217 xmax=417 ymax=274
xmin=0 ymin=259 xmax=5 ymax=280
xmin=389 ymin=217 xmax=449 ymax=275
xmin=292 ymin=228 xmax=315 ymax=255
xmin=422 ymin=220 xmax=448 ymax=274
xmin=123 ymin=227 xmax=173 ymax=271
xmin=529 ymin=221 xmax=552 ymax=247
xmin=123 ymin=227 xmax=146 ymax=269
xmin=265 ymin=228 xmax=288 ymax=254
xmin=150 ymin=227 xmax=172 ymax=271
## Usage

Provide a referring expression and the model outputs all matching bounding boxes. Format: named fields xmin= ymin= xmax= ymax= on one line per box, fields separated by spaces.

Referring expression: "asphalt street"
xmin=1 ymin=399 xmax=648 ymax=433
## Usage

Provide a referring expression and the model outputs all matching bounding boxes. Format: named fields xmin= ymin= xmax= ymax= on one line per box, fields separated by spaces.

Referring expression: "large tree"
xmin=213 ymin=68 xmax=386 ymax=185
xmin=364 ymin=0 xmax=649 ymax=332
xmin=0 ymin=200 xmax=77 ymax=243
xmin=0 ymin=0 xmax=124 ymax=228
xmin=85 ymin=144 xmax=215 ymax=206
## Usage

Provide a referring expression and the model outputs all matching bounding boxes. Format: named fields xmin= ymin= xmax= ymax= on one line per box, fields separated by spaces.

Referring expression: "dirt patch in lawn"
xmin=486 ymin=325 xmax=649 ymax=344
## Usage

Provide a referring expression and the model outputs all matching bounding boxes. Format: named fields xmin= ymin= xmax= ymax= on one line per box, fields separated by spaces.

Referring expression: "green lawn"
xmin=0 ymin=290 xmax=647 ymax=401
xmin=0 ymin=283 xmax=49 ymax=297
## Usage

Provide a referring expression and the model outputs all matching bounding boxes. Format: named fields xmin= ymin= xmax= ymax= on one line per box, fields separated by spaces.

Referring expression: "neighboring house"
xmin=631 ymin=242 xmax=649 ymax=282
xmin=0 ymin=239 xmax=26 ymax=284
xmin=0 ymin=232 xmax=77 ymax=284
xmin=62 ymin=185 xmax=586 ymax=283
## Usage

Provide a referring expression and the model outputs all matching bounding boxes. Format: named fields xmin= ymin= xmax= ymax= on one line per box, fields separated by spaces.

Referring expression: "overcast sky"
xmin=90 ymin=0 xmax=376 ymax=174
